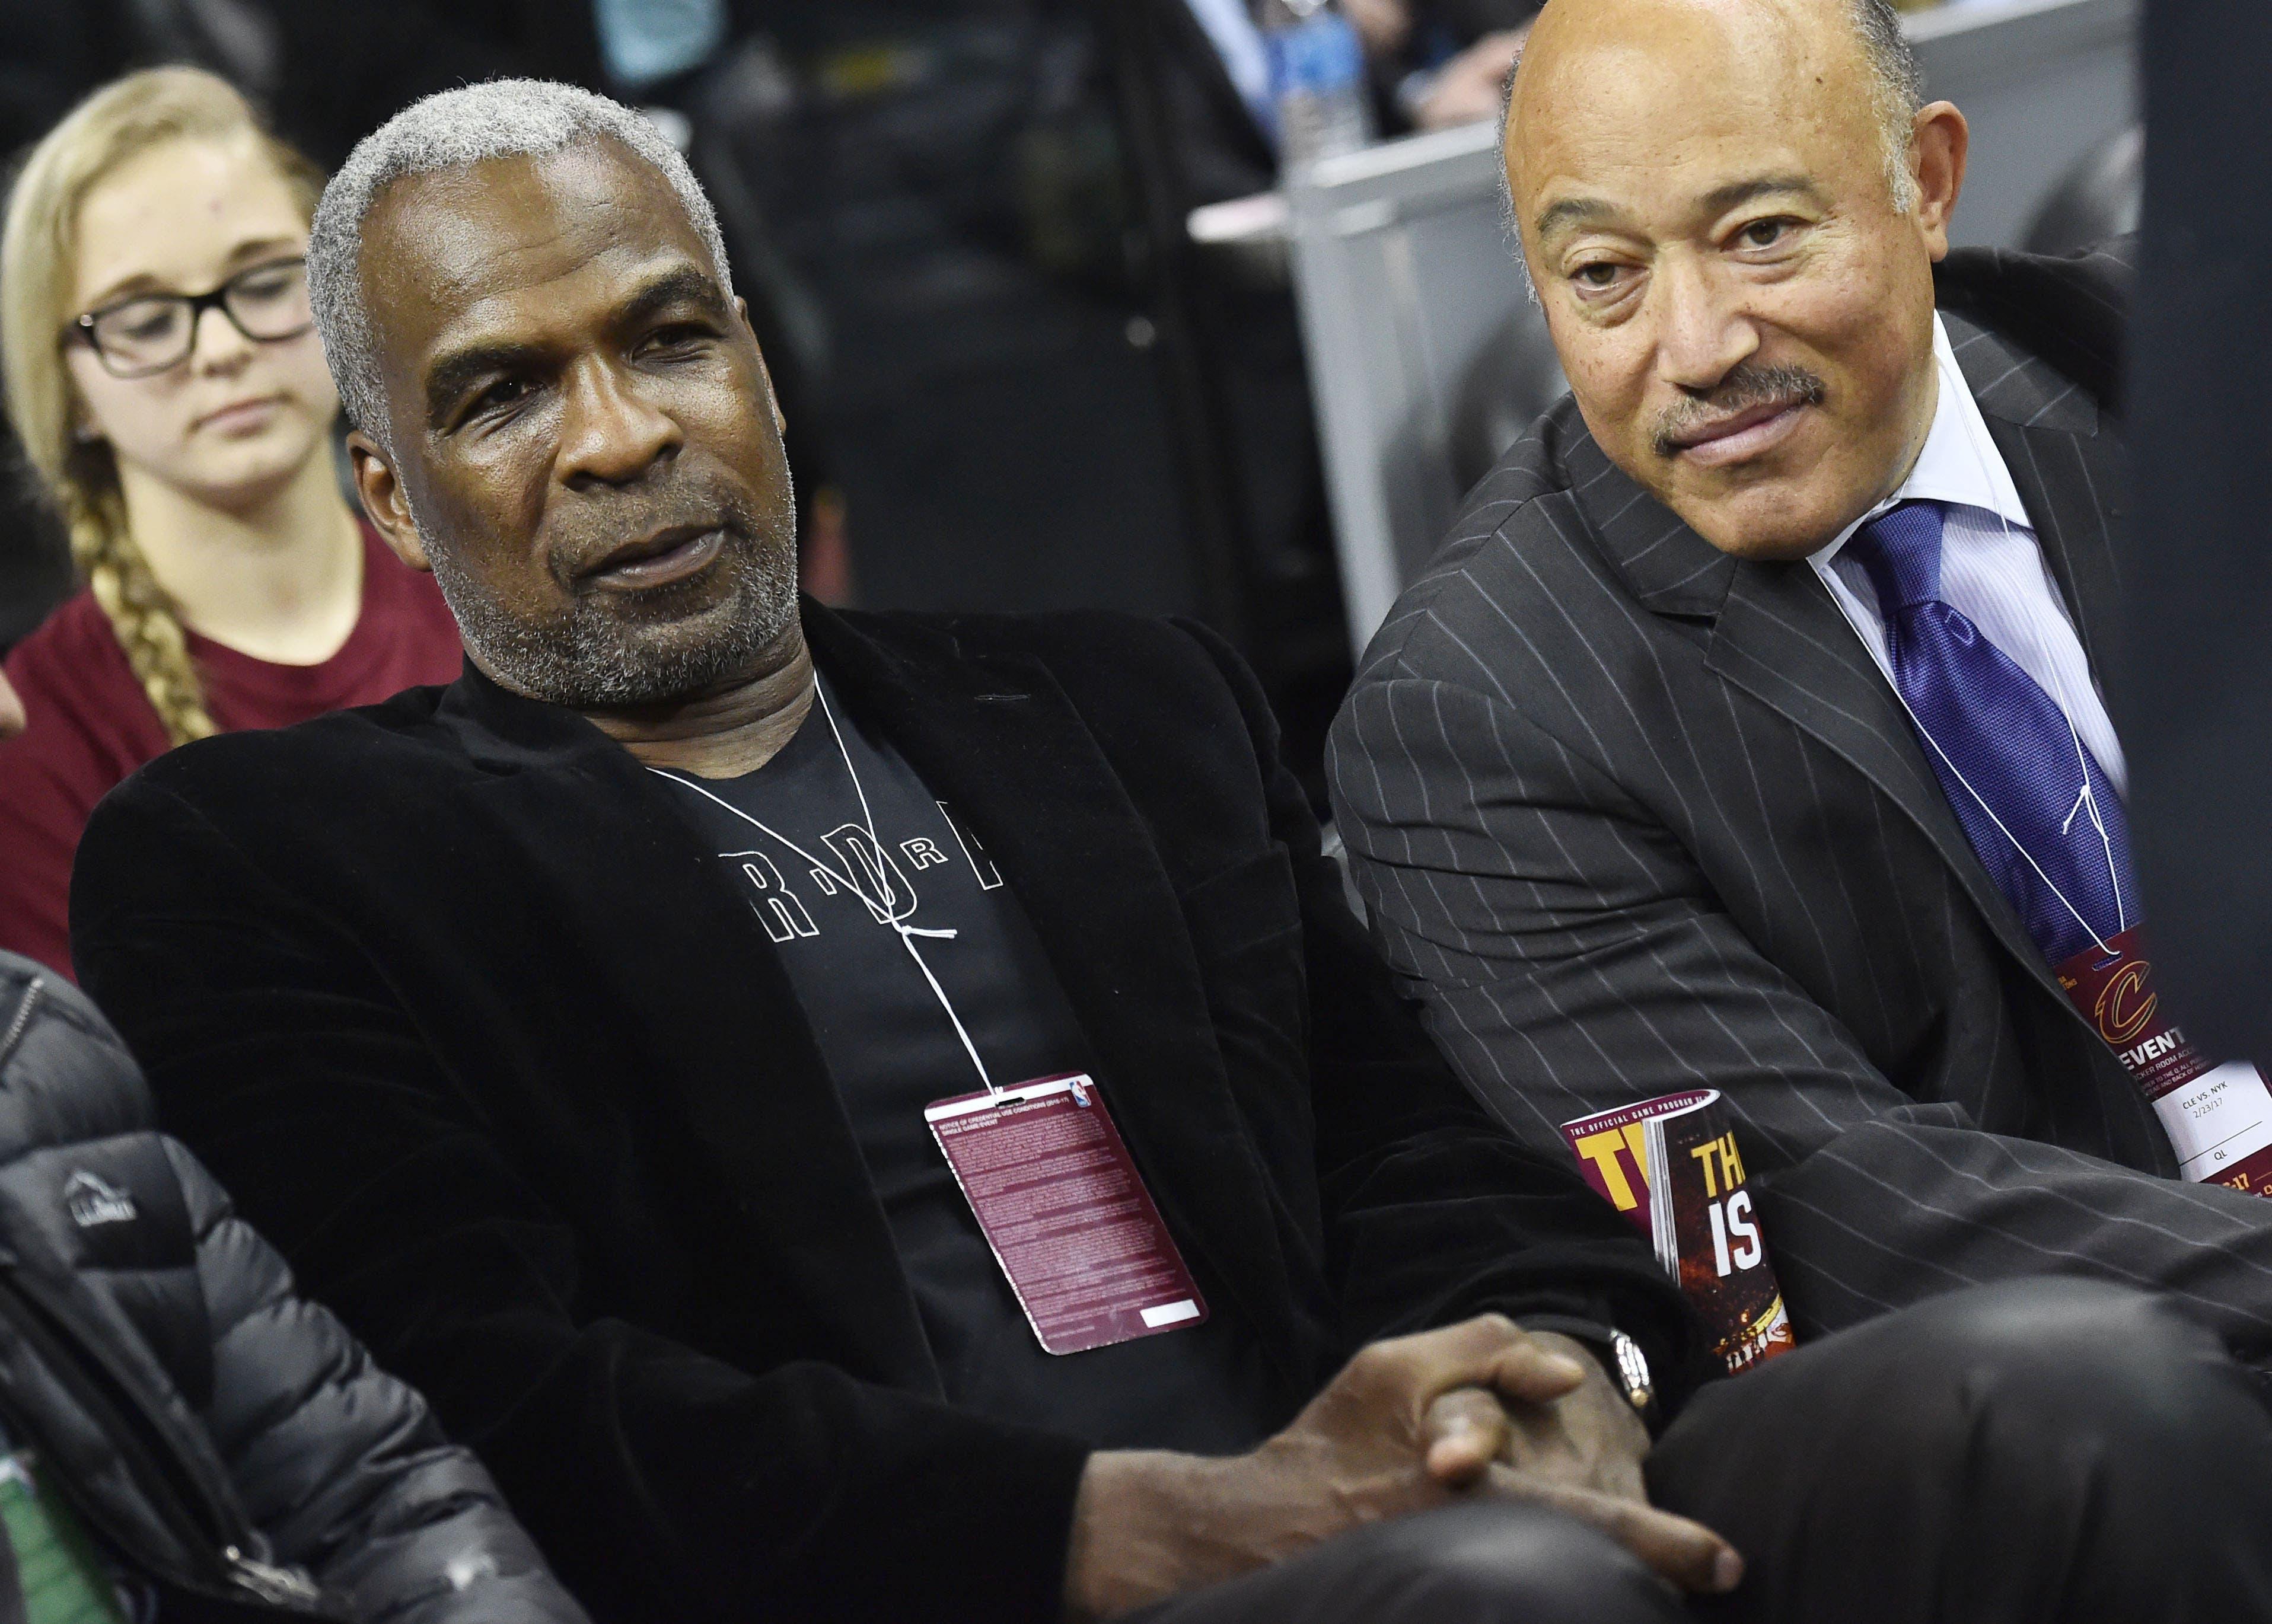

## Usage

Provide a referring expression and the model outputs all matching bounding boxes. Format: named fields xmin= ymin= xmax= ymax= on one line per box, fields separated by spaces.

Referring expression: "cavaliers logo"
xmin=2094 ymin=960 xmax=2158 ymax=1045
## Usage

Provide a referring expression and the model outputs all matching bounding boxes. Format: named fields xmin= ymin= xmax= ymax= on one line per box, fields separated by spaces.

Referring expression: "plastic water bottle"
xmin=1260 ymin=0 xmax=1375 ymax=174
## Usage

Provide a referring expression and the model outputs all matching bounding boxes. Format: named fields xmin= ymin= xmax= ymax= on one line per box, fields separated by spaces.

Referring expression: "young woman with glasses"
xmin=0 ymin=68 xmax=460 ymax=976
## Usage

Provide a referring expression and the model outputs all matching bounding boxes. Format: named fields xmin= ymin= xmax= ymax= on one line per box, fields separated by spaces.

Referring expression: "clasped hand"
xmin=1065 ymin=1316 xmax=1739 ymax=1619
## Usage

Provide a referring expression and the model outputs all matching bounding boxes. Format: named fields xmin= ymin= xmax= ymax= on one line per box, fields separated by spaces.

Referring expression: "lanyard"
xmin=1948 ymin=367 xmax=2128 ymax=950
xmin=652 ymin=684 xmax=1001 ymax=1095
xmin=1823 ymin=379 xmax=2128 ymax=958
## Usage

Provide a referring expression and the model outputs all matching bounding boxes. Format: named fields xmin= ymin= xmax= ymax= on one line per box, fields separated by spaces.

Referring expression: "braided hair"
xmin=2 ymin=68 xmax=323 ymax=746
xmin=61 ymin=469 xmax=214 ymax=744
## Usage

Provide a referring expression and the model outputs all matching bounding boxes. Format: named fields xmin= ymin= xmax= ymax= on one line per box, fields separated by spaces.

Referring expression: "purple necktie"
xmin=1843 ymin=501 xmax=2135 ymax=968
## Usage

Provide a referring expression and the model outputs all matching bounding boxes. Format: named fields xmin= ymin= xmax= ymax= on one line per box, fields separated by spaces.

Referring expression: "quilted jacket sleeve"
xmin=164 ymin=1138 xmax=589 ymax=1624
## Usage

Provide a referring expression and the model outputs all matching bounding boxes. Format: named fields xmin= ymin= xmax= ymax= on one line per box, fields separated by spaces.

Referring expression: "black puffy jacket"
xmin=0 ymin=955 xmax=588 ymax=1623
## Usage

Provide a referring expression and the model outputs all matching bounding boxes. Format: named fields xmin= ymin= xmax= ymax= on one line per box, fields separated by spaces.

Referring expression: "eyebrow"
xmin=421 ymin=264 xmax=734 ymax=427
xmin=1532 ymin=195 xmax=1619 ymax=241
xmin=614 ymin=264 xmax=732 ymax=331
xmin=1699 ymin=174 xmax=1826 ymax=215
xmin=79 ymin=235 xmax=307 ymax=314
xmin=1532 ymin=173 xmax=1827 ymax=243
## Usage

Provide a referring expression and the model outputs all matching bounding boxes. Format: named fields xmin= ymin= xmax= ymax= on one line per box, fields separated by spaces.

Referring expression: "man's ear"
xmin=347 ymin=430 xmax=432 ymax=573
xmin=1909 ymin=101 xmax=1969 ymax=260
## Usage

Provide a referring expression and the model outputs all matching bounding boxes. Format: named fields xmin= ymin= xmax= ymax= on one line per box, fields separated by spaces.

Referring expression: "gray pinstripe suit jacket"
xmin=1328 ymin=251 xmax=2272 ymax=1359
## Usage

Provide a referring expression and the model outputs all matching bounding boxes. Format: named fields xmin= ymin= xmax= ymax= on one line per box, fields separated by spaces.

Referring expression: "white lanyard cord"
xmin=649 ymin=684 xmax=1000 ymax=1095
xmin=891 ymin=924 xmax=996 ymax=1095
xmin=1814 ymin=388 xmax=2130 ymax=961
xmin=1821 ymin=567 xmax=2118 ymax=959
xmin=1954 ymin=396 xmax=2131 ymax=939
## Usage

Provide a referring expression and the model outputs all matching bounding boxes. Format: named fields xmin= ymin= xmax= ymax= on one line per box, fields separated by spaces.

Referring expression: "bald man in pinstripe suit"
xmin=1331 ymin=0 xmax=2272 ymax=1361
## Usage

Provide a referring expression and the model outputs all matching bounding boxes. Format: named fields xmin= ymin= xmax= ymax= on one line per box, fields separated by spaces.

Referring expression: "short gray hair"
xmin=307 ymin=78 xmax=735 ymax=450
xmin=1850 ymin=0 xmax=1926 ymax=210
xmin=1499 ymin=0 xmax=1928 ymax=254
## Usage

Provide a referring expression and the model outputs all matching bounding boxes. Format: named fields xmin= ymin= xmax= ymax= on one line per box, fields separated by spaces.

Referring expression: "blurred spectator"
xmin=1398 ymin=27 xmax=1530 ymax=130
xmin=1110 ymin=0 xmax=1546 ymax=789
xmin=1366 ymin=2 xmax=1540 ymax=132
xmin=1180 ymin=0 xmax=1541 ymax=141
xmin=0 ymin=68 xmax=461 ymax=977
xmin=592 ymin=0 xmax=729 ymax=99
xmin=703 ymin=9 xmax=1203 ymax=631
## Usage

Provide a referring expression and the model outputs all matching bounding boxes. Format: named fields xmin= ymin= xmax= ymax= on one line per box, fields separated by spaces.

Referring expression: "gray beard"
xmin=427 ymin=525 xmax=801 ymax=711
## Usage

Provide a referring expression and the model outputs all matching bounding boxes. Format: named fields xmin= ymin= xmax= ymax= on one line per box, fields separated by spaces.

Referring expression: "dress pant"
xmin=1135 ymin=1279 xmax=2272 ymax=1623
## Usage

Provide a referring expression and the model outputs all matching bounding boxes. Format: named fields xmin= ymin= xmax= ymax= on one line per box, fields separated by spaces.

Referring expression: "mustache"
xmin=1652 ymin=363 xmax=1827 ymax=460
xmin=553 ymin=483 xmax=771 ymax=587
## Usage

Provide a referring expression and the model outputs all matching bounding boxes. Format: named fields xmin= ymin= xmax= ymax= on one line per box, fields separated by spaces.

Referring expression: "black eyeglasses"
xmin=66 ymin=257 xmax=314 ymax=379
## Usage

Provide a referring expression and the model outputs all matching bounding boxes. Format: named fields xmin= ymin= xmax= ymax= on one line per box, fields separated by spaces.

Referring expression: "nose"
xmin=1650 ymin=251 xmax=1757 ymax=394
xmin=189 ymin=301 xmax=254 ymax=375
xmin=556 ymin=357 xmax=680 ymax=489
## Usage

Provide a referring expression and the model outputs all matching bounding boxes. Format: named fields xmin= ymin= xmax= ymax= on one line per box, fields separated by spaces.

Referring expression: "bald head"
xmin=1505 ymin=0 xmax=1919 ymax=212
xmin=1499 ymin=0 xmax=1967 ymax=562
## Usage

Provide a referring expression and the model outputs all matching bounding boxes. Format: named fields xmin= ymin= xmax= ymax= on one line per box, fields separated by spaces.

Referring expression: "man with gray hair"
xmin=67 ymin=75 xmax=2272 ymax=1624
xmin=1332 ymin=0 xmax=2272 ymax=1385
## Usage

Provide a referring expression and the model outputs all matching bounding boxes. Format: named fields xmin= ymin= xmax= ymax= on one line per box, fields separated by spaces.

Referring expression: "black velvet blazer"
xmin=69 ymin=604 xmax=1693 ymax=1623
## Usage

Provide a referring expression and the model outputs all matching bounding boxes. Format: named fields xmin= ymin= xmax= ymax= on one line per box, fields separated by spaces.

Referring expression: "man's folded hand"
xmin=1063 ymin=1316 xmax=1739 ymax=1620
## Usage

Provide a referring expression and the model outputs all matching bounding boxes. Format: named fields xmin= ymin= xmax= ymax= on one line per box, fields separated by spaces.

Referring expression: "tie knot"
xmin=1844 ymin=500 xmax=1945 ymax=614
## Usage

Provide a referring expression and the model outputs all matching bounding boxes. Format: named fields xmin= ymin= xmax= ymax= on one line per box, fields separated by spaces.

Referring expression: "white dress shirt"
xmin=1809 ymin=315 xmax=2128 ymax=795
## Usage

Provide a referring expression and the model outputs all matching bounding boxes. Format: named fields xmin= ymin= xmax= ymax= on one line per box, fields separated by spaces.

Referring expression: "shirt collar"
xmin=1814 ymin=313 xmax=2033 ymax=567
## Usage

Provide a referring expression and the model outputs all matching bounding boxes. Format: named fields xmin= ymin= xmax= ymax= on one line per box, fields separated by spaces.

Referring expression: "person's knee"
xmin=1910 ymin=1278 xmax=2255 ymax=1466
xmin=1360 ymin=1502 xmax=1679 ymax=1624
xmin=1926 ymin=1279 xmax=2220 ymax=1404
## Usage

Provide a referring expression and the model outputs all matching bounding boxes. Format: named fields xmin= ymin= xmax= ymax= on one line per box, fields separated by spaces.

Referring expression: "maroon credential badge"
xmin=927 ymin=1073 xmax=1208 ymax=1355
xmin=2054 ymin=927 xmax=2272 ymax=1194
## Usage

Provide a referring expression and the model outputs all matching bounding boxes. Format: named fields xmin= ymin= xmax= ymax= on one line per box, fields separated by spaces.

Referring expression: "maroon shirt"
xmin=0 ymin=524 xmax=461 ymax=977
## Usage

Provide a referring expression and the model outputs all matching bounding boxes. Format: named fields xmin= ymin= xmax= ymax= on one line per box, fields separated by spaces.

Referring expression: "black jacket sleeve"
xmin=74 ymin=777 xmax=1092 ymax=1624
xmin=1170 ymin=620 xmax=1703 ymax=1396
xmin=165 ymin=1141 xmax=588 ymax=1624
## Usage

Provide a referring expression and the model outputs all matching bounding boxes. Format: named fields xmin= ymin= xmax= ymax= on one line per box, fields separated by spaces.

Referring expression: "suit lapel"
xmin=1565 ymin=403 xmax=2094 ymax=1019
xmin=441 ymin=670 xmax=941 ymax=1391
xmin=1709 ymin=558 xmax=2090 ymax=1013
xmin=805 ymin=607 xmax=1308 ymax=1385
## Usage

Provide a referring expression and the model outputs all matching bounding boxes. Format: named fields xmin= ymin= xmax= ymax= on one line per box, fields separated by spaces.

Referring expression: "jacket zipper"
xmin=0 ymin=1263 xmax=330 ymax=1614
xmin=0 ymin=979 xmax=41 ymax=1072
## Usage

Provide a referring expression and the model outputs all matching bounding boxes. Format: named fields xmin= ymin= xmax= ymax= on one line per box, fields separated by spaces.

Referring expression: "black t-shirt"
xmin=657 ymin=675 xmax=1279 ymax=1453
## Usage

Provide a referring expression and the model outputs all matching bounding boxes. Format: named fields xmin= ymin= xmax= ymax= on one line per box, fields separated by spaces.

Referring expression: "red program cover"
xmin=1562 ymin=1090 xmax=1795 ymax=1373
